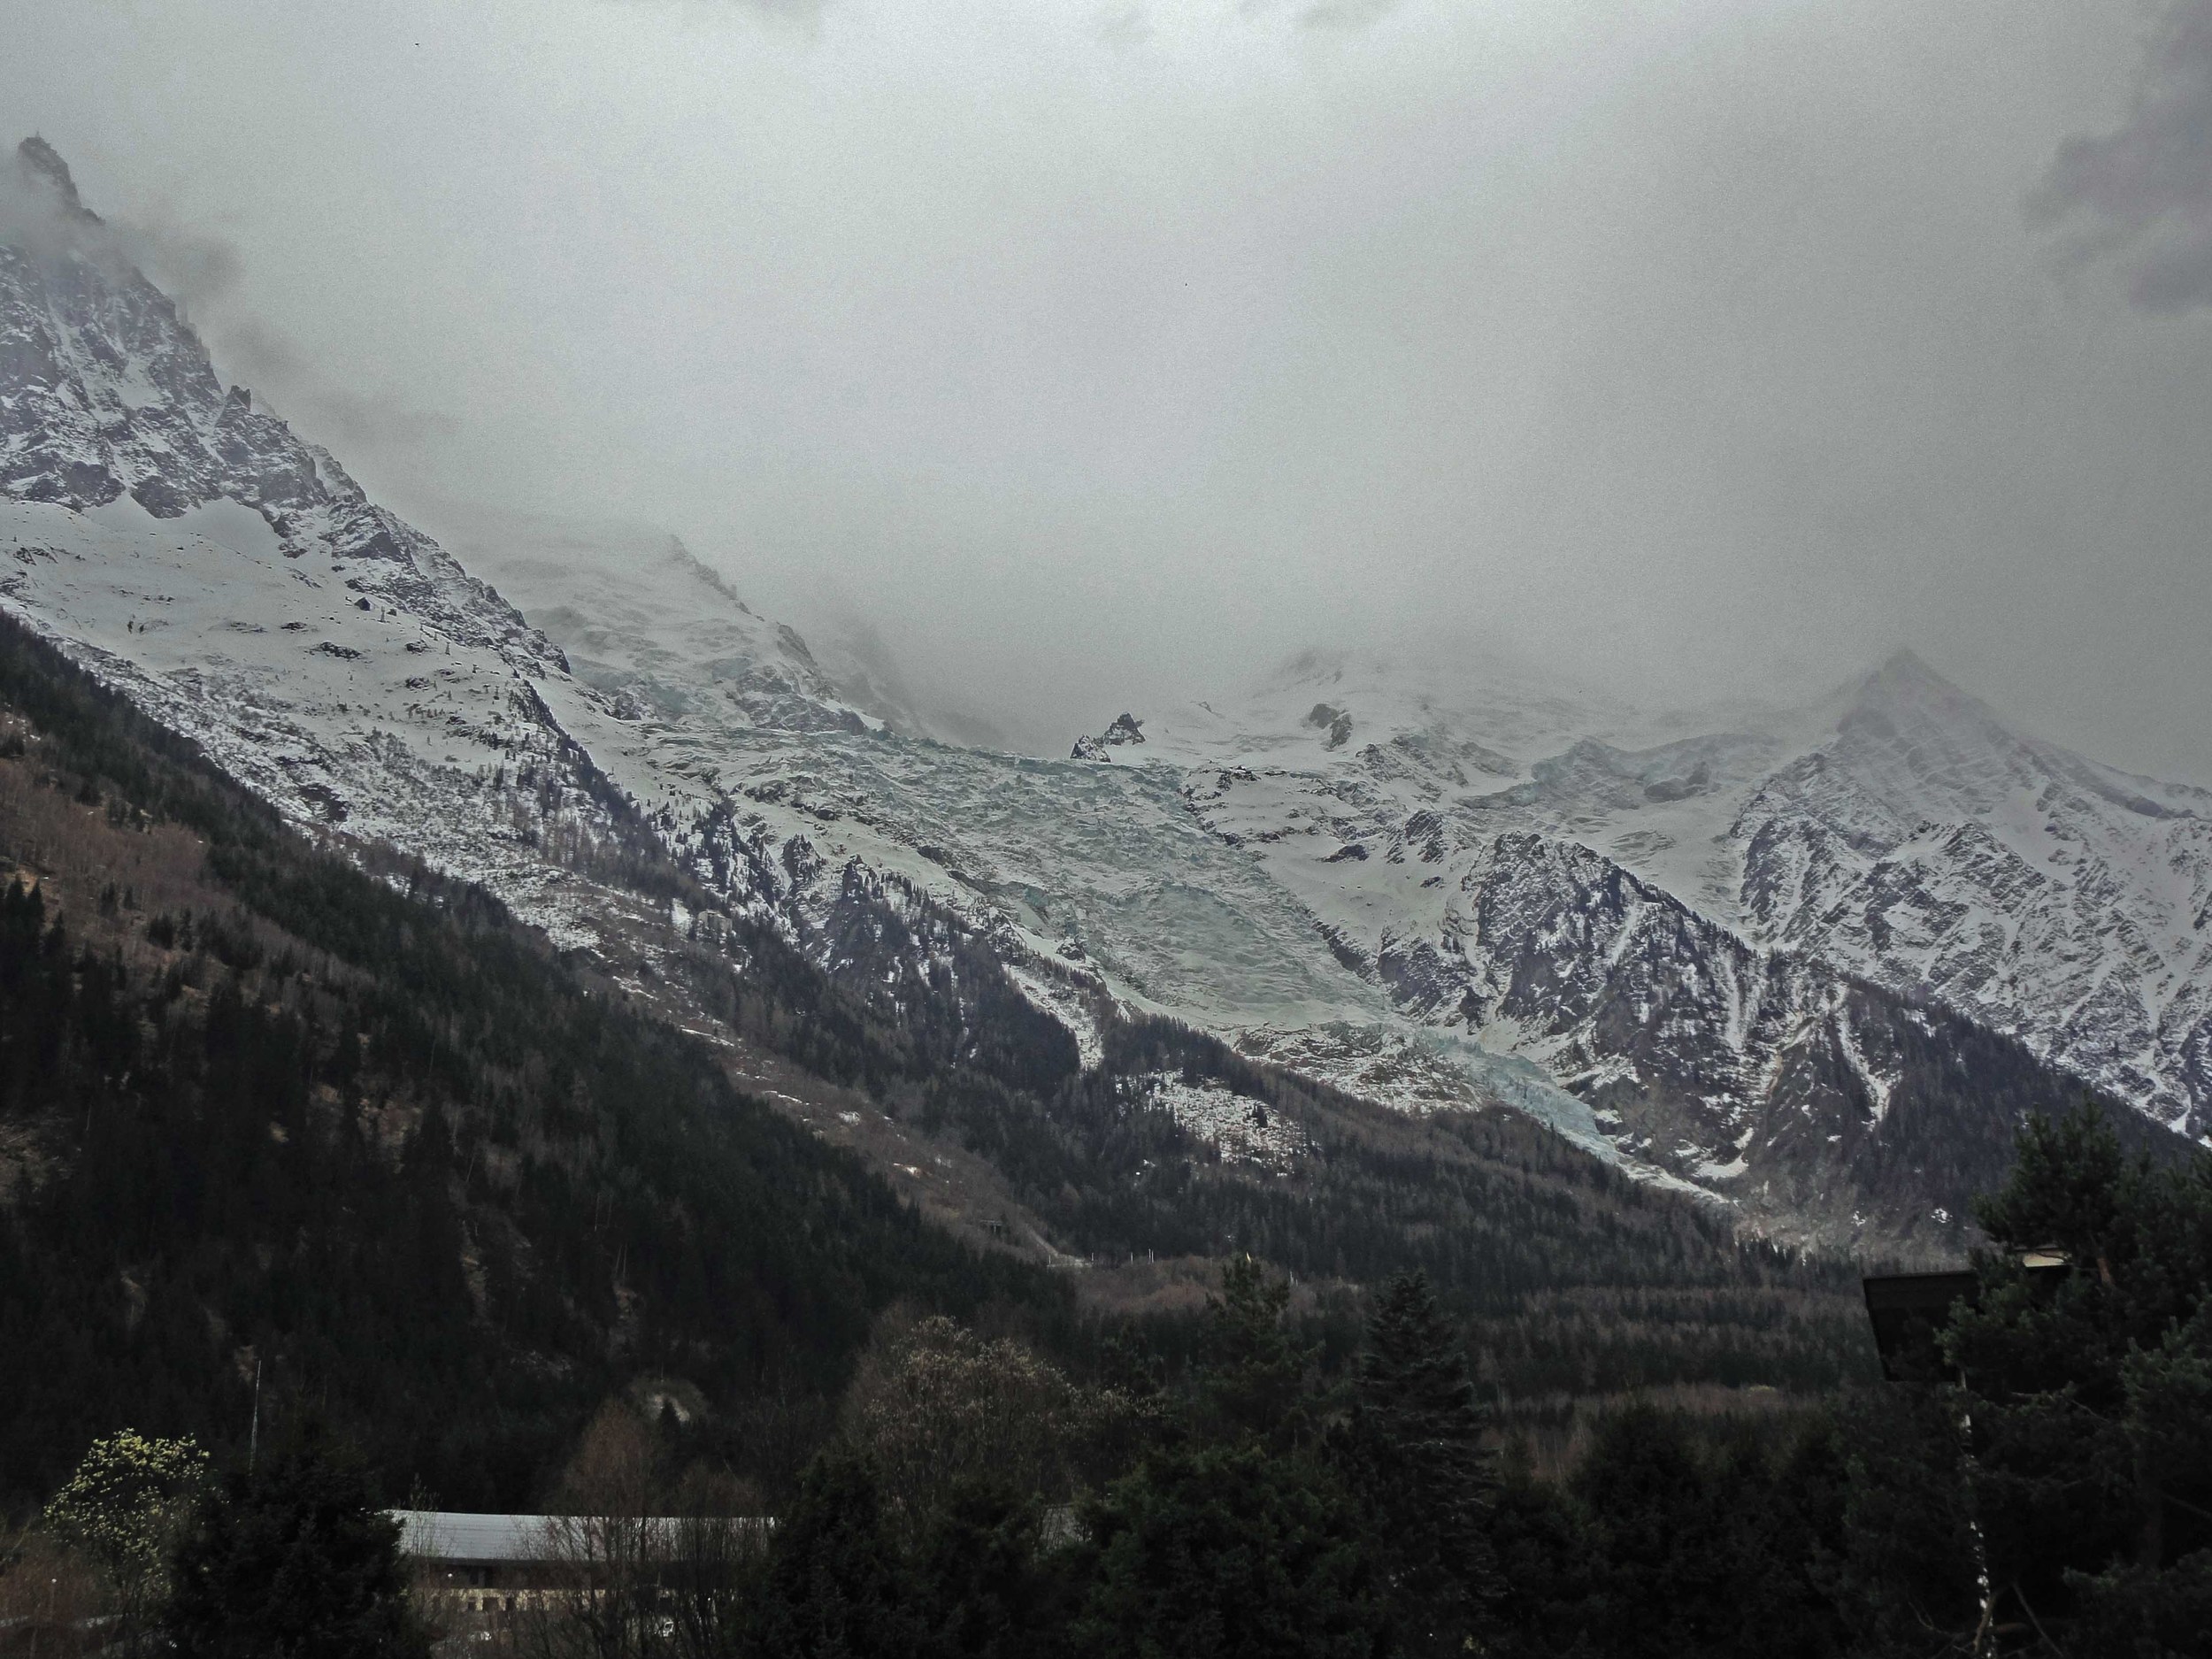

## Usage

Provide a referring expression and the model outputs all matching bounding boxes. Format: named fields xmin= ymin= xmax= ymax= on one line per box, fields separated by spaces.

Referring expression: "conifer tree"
xmin=912 ymin=1479 xmax=1058 ymax=1659
xmin=1939 ymin=1102 xmax=2212 ymax=1654
xmin=750 ymin=1451 xmax=924 ymax=1659
xmin=1074 ymin=1256 xmax=1386 ymax=1658
xmin=1340 ymin=1271 xmax=1502 ymax=1655
xmin=163 ymin=1427 xmax=426 ymax=1659
xmin=1199 ymin=1255 xmax=1310 ymax=1448
xmin=1571 ymin=1408 xmax=1732 ymax=1659
xmin=1074 ymin=1439 xmax=1386 ymax=1659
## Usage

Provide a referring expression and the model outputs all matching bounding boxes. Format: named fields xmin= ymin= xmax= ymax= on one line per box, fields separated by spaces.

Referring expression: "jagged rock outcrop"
xmin=1071 ymin=711 xmax=1145 ymax=761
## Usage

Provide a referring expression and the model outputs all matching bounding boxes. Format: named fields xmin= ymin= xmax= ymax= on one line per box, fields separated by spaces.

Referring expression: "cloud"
xmin=4 ymin=139 xmax=245 ymax=314
xmin=4 ymin=143 xmax=457 ymax=465
xmin=2032 ymin=0 xmax=2212 ymax=311
xmin=1296 ymin=0 xmax=1401 ymax=28
xmin=208 ymin=315 xmax=462 ymax=457
xmin=615 ymin=0 xmax=828 ymax=19
xmin=115 ymin=213 xmax=247 ymax=313
xmin=12 ymin=4 xmax=2212 ymax=781
xmin=1091 ymin=4 xmax=1151 ymax=48
xmin=1232 ymin=0 xmax=1401 ymax=27
xmin=0 ymin=138 xmax=112 ymax=256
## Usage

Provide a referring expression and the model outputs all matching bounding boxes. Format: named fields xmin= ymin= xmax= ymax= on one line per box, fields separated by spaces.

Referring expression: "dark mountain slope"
xmin=0 ymin=607 xmax=1058 ymax=1509
xmin=1439 ymin=833 xmax=2180 ymax=1251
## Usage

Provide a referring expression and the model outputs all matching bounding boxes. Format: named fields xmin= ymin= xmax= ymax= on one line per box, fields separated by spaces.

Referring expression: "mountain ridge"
xmin=1 ymin=137 xmax=2194 ymax=1255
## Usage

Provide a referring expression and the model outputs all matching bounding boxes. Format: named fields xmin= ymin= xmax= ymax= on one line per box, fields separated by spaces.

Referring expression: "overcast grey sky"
xmin=5 ymin=0 xmax=2210 ymax=771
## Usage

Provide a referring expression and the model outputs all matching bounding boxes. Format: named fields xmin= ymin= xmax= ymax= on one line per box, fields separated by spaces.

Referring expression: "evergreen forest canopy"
xmin=17 ymin=1108 xmax=2211 ymax=1658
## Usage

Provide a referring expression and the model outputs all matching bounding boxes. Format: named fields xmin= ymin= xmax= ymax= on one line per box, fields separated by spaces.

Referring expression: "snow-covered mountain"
xmin=412 ymin=499 xmax=1021 ymax=753
xmin=2 ymin=137 xmax=2196 ymax=1254
xmin=0 ymin=141 xmax=637 ymax=928
xmin=1732 ymin=657 xmax=2211 ymax=1128
xmin=1131 ymin=646 xmax=2211 ymax=1146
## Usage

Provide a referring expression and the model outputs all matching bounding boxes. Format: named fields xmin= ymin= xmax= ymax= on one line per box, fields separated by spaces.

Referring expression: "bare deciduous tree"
xmin=664 ymin=1468 xmax=765 ymax=1659
xmin=514 ymin=1400 xmax=764 ymax=1659
xmin=519 ymin=1402 xmax=664 ymax=1659
xmin=840 ymin=1314 xmax=1150 ymax=1543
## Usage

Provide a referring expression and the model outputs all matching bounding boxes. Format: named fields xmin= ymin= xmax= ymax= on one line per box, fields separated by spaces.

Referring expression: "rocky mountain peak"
xmin=12 ymin=137 xmax=91 ymax=219
xmin=1071 ymin=712 xmax=1146 ymax=762
xmin=1832 ymin=646 xmax=2023 ymax=792
xmin=657 ymin=534 xmax=753 ymax=614
xmin=1303 ymin=701 xmax=1355 ymax=749
xmin=1846 ymin=648 xmax=1995 ymax=726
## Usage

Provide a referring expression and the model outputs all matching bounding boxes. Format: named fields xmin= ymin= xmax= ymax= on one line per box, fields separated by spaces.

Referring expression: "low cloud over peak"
xmin=2033 ymin=0 xmax=2212 ymax=312
xmin=7 ymin=2 xmax=2212 ymax=785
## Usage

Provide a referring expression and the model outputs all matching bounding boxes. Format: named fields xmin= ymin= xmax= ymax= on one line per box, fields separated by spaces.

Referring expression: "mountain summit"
xmin=12 ymin=136 xmax=90 ymax=217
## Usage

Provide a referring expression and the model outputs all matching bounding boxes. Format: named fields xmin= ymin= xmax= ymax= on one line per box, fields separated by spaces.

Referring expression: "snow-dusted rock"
xmin=1071 ymin=711 xmax=1146 ymax=761
xmin=1127 ymin=641 xmax=2209 ymax=1240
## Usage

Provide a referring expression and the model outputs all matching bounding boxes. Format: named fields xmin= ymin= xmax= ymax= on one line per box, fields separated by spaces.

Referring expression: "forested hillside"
xmin=0 ymin=603 xmax=1880 ymax=1516
xmin=0 ymin=609 xmax=1059 ymax=1509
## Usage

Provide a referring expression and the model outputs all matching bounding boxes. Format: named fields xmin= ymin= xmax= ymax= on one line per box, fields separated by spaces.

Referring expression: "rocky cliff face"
xmin=1071 ymin=711 xmax=1146 ymax=761
xmin=1150 ymin=643 xmax=2208 ymax=1246
xmin=1428 ymin=832 xmax=2154 ymax=1248
xmin=0 ymin=139 xmax=643 ymax=941
xmin=0 ymin=144 xmax=559 ymax=673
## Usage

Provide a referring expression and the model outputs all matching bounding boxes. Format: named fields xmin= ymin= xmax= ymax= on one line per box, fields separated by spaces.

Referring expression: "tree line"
xmin=9 ymin=1101 xmax=2208 ymax=1656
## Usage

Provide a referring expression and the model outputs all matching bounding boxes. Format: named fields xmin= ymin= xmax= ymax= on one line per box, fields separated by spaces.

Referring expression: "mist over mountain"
xmin=0 ymin=144 xmax=1917 ymax=1512
xmin=7 ymin=2 xmax=2212 ymax=788
xmin=3 ymin=133 xmax=2203 ymax=1279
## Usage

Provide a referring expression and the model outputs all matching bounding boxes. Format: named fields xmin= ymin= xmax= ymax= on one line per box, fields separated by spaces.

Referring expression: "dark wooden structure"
xmin=1861 ymin=1251 xmax=2070 ymax=1382
xmin=1861 ymin=1271 xmax=1980 ymax=1382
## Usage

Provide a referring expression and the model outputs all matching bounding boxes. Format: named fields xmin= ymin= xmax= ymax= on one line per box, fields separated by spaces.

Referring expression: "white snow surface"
xmin=1143 ymin=1074 xmax=1311 ymax=1170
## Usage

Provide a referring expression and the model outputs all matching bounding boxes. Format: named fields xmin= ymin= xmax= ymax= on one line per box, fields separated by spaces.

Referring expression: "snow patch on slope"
xmin=1144 ymin=1075 xmax=1310 ymax=1170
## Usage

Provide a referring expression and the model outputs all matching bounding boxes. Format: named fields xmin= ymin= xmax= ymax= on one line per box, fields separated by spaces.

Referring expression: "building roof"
xmin=390 ymin=1510 xmax=771 ymax=1563
xmin=395 ymin=1512 xmax=563 ymax=1563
